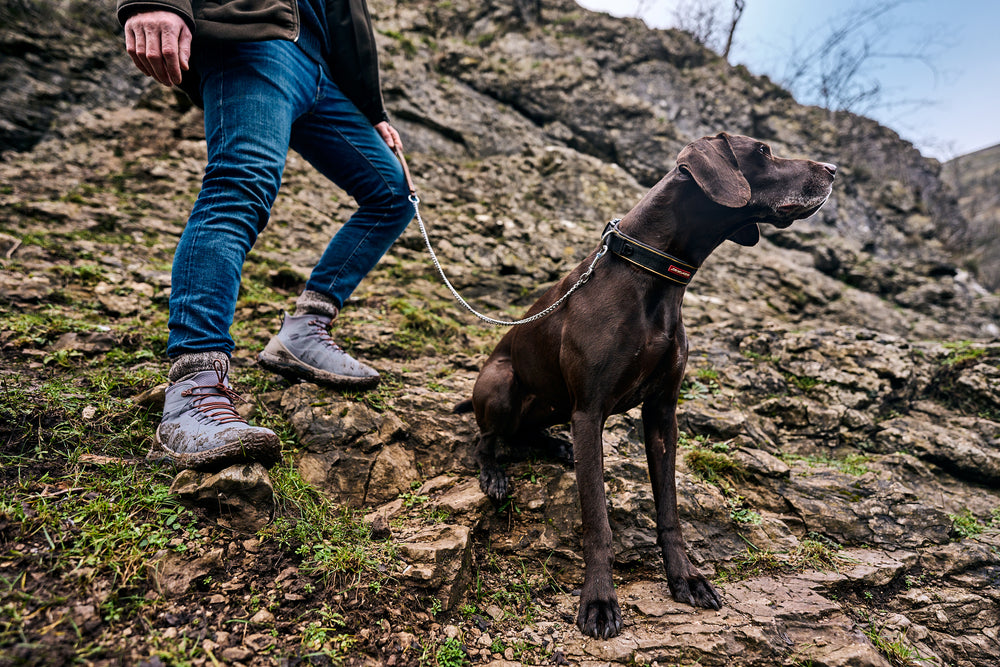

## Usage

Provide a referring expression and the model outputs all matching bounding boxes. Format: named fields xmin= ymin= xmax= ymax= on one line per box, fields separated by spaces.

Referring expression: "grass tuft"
xmin=684 ymin=447 xmax=743 ymax=485
xmin=716 ymin=535 xmax=847 ymax=583
xmin=863 ymin=622 xmax=930 ymax=667
xmin=949 ymin=508 xmax=984 ymax=540
xmin=261 ymin=455 xmax=396 ymax=588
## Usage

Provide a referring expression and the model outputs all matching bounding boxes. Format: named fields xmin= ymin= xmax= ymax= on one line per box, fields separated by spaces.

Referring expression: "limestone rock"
xmin=149 ymin=548 xmax=224 ymax=598
xmin=430 ymin=477 xmax=492 ymax=523
xmin=556 ymin=575 xmax=896 ymax=667
xmin=297 ymin=447 xmax=373 ymax=506
xmin=397 ymin=524 xmax=473 ymax=611
xmin=875 ymin=413 xmax=1000 ymax=485
xmin=368 ymin=443 xmax=421 ymax=503
xmin=170 ymin=463 xmax=274 ymax=532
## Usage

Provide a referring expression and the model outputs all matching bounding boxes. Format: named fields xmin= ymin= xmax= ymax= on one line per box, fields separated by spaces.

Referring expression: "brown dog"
xmin=462 ymin=133 xmax=836 ymax=638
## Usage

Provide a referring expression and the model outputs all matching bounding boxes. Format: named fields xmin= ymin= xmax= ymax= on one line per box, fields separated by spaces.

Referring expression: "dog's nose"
xmin=821 ymin=162 xmax=837 ymax=176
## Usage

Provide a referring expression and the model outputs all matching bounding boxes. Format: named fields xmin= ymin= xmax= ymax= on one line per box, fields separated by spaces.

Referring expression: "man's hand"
xmin=375 ymin=122 xmax=403 ymax=152
xmin=124 ymin=11 xmax=192 ymax=87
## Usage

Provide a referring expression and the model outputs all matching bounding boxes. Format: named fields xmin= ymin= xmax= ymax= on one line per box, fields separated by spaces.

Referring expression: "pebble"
xmin=249 ymin=609 xmax=275 ymax=625
xmin=221 ymin=647 xmax=253 ymax=662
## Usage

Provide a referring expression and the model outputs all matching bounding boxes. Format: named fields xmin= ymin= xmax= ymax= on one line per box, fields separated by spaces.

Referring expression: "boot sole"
xmin=258 ymin=340 xmax=381 ymax=391
xmin=151 ymin=427 xmax=281 ymax=472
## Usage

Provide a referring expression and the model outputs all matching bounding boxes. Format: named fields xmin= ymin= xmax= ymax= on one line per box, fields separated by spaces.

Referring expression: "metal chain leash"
xmin=409 ymin=193 xmax=611 ymax=327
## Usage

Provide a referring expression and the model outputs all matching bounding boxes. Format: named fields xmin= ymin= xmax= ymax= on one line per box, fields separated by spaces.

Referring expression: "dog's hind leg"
xmin=471 ymin=357 xmax=520 ymax=501
xmin=641 ymin=398 xmax=722 ymax=610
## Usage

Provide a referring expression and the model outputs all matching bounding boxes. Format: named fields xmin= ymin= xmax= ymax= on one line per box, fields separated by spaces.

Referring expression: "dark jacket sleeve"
xmin=327 ymin=0 xmax=389 ymax=125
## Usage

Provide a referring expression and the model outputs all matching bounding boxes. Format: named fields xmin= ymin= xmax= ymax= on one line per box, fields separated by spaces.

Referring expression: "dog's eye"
xmin=757 ymin=143 xmax=771 ymax=157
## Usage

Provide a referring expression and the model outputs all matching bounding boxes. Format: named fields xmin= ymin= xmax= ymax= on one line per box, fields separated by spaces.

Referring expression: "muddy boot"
xmin=257 ymin=313 xmax=380 ymax=389
xmin=152 ymin=359 xmax=281 ymax=470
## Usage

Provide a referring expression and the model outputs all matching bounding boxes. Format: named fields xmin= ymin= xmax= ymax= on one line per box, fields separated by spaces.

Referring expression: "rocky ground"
xmin=2 ymin=1 xmax=1000 ymax=666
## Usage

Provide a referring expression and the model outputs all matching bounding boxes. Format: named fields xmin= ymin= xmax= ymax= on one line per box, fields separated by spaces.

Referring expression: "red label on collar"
xmin=668 ymin=265 xmax=692 ymax=279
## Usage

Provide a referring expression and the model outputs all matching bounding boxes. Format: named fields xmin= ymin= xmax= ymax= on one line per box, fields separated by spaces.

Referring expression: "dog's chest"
xmin=608 ymin=334 xmax=686 ymax=412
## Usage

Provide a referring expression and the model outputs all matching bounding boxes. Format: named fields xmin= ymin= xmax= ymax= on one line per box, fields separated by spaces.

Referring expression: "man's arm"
xmin=123 ymin=10 xmax=192 ymax=87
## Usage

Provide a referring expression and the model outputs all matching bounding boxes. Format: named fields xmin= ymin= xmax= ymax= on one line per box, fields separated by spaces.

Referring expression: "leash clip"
xmin=580 ymin=243 xmax=609 ymax=284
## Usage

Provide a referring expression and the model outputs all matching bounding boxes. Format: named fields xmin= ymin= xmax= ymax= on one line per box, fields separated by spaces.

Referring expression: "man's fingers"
xmin=375 ymin=123 xmax=393 ymax=149
xmin=155 ymin=25 xmax=184 ymax=85
xmin=179 ymin=24 xmax=192 ymax=74
xmin=126 ymin=25 xmax=152 ymax=77
xmin=375 ymin=122 xmax=403 ymax=151
xmin=124 ymin=26 xmax=140 ymax=73
xmin=143 ymin=24 xmax=171 ymax=84
xmin=157 ymin=22 xmax=191 ymax=85
xmin=123 ymin=11 xmax=189 ymax=86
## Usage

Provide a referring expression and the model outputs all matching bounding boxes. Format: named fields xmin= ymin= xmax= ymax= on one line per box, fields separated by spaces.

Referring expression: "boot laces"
xmin=181 ymin=360 xmax=248 ymax=425
xmin=308 ymin=318 xmax=342 ymax=351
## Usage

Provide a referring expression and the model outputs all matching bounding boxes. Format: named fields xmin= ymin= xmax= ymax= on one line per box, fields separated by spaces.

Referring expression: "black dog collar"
xmin=603 ymin=219 xmax=697 ymax=286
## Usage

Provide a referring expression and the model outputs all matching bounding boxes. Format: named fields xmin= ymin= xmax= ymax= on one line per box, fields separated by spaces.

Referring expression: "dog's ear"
xmin=677 ymin=133 xmax=751 ymax=208
xmin=728 ymin=223 xmax=760 ymax=246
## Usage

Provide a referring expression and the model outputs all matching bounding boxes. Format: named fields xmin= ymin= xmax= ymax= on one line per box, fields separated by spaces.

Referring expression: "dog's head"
xmin=676 ymin=132 xmax=836 ymax=246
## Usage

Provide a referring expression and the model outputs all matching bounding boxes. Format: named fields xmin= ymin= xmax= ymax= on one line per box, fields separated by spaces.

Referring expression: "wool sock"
xmin=293 ymin=289 xmax=340 ymax=319
xmin=168 ymin=351 xmax=230 ymax=383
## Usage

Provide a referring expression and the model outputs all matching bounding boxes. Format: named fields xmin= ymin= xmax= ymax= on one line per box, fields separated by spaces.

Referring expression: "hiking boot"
xmin=257 ymin=313 xmax=380 ymax=389
xmin=152 ymin=360 xmax=280 ymax=470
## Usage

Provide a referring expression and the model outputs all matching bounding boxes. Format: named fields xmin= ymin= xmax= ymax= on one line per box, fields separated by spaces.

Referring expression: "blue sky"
xmin=575 ymin=0 xmax=999 ymax=161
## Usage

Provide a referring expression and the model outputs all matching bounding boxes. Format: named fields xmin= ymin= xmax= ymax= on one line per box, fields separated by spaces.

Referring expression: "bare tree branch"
xmin=673 ymin=0 xmax=746 ymax=61
xmin=722 ymin=0 xmax=745 ymax=59
xmin=780 ymin=0 xmax=948 ymax=115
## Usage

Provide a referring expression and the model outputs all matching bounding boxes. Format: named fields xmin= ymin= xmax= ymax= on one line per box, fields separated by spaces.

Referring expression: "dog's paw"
xmin=479 ymin=466 xmax=509 ymax=501
xmin=577 ymin=595 xmax=623 ymax=639
xmin=668 ymin=572 xmax=722 ymax=610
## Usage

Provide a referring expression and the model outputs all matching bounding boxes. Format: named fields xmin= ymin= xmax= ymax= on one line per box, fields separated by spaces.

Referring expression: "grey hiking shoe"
xmin=153 ymin=361 xmax=280 ymax=470
xmin=257 ymin=313 xmax=380 ymax=389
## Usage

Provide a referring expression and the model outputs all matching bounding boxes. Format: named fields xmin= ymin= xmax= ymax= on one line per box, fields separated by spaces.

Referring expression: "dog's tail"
xmin=453 ymin=399 xmax=474 ymax=414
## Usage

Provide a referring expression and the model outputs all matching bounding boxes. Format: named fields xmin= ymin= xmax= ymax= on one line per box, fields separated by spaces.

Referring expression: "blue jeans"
xmin=167 ymin=39 xmax=413 ymax=358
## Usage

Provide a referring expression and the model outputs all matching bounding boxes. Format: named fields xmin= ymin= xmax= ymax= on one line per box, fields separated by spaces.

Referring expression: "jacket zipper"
xmin=290 ymin=0 xmax=300 ymax=42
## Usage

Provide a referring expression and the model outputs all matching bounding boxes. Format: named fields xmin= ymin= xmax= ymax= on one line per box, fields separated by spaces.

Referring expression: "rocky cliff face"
xmin=0 ymin=1 xmax=149 ymax=152
xmin=380 ymin=0 xmax=998 ymax=338
xmin=1 ymin=0 xmax=998 ymax=666
xmin=942 ymin=142 xmax=1000 ymax=291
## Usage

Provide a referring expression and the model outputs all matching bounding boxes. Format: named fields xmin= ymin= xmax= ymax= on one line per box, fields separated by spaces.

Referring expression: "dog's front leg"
xmin=475 ymin=430 xmax=508 ymax=501
xmin=642 ymin=399 xmax=722 ymax=610
xmin=572 ymin=410 xmax=622 ymax=638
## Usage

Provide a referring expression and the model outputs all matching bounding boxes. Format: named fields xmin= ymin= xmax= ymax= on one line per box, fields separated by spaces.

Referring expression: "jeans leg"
xmin=290 ymin=75 xmax=414 ymax=310
xmin=167 ymin=41 xmax=312 ymax=358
